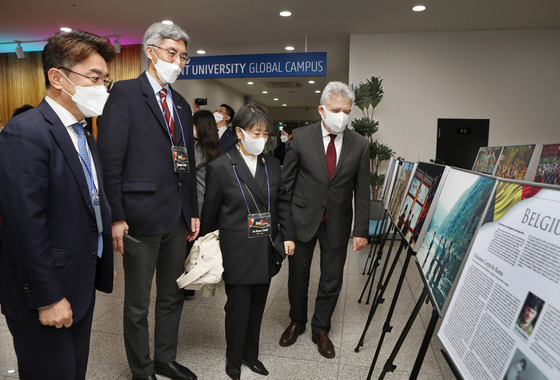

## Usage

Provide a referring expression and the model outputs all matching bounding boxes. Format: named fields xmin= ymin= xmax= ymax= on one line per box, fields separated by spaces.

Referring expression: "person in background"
xmin=97 ymin=22 xmax=198 ymax=380
xmin=0 ymin=30 xmax=115 ymax=380
xmin=273 ymin=124 xmax=294 ymax=165
xmin=11 ymin=104 xmax=34 ymax=118
xmin=201 ymin=104 xmax=295 ymax=380
xmin=214 ymin=103 xmax=236 ymax=153
xmin=279 ymin=81 xmax=370 ymax=359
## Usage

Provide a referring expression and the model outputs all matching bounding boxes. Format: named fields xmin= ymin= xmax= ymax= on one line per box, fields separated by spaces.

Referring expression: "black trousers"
xmin=288 ymin=221 xmax=348 ymax=333
xmin=224 ymin=283 xmax=270 ymax=368
xmin=6 ymin=293 xmax=95 ymax=380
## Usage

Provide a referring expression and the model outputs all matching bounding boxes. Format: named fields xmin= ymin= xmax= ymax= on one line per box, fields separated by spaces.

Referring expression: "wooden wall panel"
xmin=0 ymin=44 xmax=142 ymax=133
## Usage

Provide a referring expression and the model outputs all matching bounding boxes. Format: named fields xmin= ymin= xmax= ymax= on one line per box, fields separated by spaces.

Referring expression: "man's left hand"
xmin=187 ymin=218 xmax=200 ymax=241
xmin=353 ymin=237 xmax=368 ymax=251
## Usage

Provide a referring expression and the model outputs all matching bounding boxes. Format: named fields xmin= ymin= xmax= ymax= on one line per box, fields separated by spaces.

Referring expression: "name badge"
xmin=248 ymin=212 xmax=272 ymax=238
xmin=92 ymin=196 xmax=103 ymax=234
xmin=172 ymin=146 xmax=189 ymax=173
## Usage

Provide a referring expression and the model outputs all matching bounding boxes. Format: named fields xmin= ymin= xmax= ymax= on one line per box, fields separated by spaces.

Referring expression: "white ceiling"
xmin=1 ymin=0 xmax=559 ymax=108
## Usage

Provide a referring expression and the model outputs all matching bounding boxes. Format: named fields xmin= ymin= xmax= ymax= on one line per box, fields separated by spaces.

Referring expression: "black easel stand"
xmin=358 ymin=215 xmax=395 ymax=304
xmin=362 ymin=209 xmax=388 ymax=275
xmin=365 ymin=245 xmax=415 ymax=380
xmin=355 ymin=238 xmax=406 ymax=352
xmin=377 ymin=287 xmax=428 ymax=379
xmin=409 ymin=307 xmax=440 ymax=379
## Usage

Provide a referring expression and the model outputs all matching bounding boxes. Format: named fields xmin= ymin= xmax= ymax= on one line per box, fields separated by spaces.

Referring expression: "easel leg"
xmin=409 ymin=307 xmax=440 ymax=380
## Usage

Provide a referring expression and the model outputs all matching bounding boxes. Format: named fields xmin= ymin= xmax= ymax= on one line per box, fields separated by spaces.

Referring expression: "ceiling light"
xmin=412 ymin=5 xmax=426 ymax=12
xmin=197 ymin=50 xmax=206 ymax=55
xmin=60 ymin=27 xmax=72 ymax=33
xmin=162 ymin=20 xmax=173 ymax=25
xmin=262 ymin=91 xmax=268 ymax=94
xmin=308 ymin=80 xmax=315 ymax=84
xmin=285 ymin=46 xmax=295 ymax=51
xmin=279 ymin=11 xmax=292 ymax=17
xmin=315 ymin=90 xmax=321 ymax=93
xmin=247 ymin=81 xmax=254 ymax=85
xmin=282 ymin=104 xmax=287 ymax=107
xmin=273 ymin=98 xmax=279 ymax=101
xmin=15 ymin=43 xmax=24 ymax=59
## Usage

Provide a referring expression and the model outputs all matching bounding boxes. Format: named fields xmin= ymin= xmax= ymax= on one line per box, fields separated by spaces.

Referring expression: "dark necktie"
xmin=159 ymin=88 xmax=174 ymax=136
xmin=322 ymin=134 xmax=337 ymax=222
xmin=71 ymin=123 xmax=103 ymax=258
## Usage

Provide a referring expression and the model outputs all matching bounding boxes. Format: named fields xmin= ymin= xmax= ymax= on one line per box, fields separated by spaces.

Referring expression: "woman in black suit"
xmin=201 ymin=104 xmax=295 ymax=380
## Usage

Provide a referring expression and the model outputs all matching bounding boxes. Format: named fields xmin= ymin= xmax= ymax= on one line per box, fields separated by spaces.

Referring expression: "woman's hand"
xmin=284 ymin=240 xmax=295 ymax=256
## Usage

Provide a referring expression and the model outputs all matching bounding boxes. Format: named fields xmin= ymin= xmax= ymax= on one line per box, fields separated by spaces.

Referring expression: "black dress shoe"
xmin=132 ymin=375 xmax=157 ymax=380
xmin=154 ymin=361 xmax=197 ymax=380
xmin=226 ymin=360 xmax=241 ymax=380
xmin=243 ymin=359 xmax=269 ymax=376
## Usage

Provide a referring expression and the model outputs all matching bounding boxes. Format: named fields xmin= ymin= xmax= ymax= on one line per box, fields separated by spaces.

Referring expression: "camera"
xmin=194 ymin=97 xmax=207 ymax=106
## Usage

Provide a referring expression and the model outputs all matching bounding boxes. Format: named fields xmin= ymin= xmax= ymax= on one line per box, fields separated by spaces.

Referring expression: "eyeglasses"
xmin=149 ymin=45 xmax=190 ymax=64
xmin=59 ymin=67 xmax=114 ymax=91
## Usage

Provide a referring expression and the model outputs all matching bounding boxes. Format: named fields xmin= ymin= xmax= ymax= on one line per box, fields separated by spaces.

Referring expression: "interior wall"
xmin=349 ymin=29 xmax=560 ymax=164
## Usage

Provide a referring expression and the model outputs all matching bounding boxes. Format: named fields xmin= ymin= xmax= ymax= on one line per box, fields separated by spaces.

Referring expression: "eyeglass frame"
xmin=59 ymin=67 xmax=114 ymax=91
xmin=148 ymin=44 xmax=190 ymax=64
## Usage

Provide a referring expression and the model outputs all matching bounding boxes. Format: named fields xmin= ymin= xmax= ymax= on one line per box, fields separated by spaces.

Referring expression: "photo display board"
xmin=381 ymin=157 xmax=399 ymax=209
xmin=416 ymin=168 xmax=497 ymax=315
xmin=494 ymin=144 xmax=539 ymax=181
xmin=438 ymin=180 xmax=560 ymax=380
xmin=472 ymin=146 xmax=503 ymax=175
xmin=387 ymin=161 xmax=417 ymax=223
xmin=394 ymin=162 xmax=449 ymax=250
xmin=533 ymin=143 xmax=560 ymax=186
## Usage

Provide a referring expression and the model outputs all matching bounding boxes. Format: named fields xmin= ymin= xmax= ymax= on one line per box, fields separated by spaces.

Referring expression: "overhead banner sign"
xmin=178 ymin=52 xmax=327 ymax=80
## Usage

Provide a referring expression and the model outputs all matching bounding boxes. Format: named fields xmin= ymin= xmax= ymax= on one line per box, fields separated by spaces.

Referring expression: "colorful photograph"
xmin=534 ymin=143 xmax=560 ymax=185
xmin=387 ymin=161 xmax=416 ymax=222
xmin=494 ymin=145 xmax=536 ymax=180
xmin=416 ymin=169 xmax=496 ymax=314
xmin=472 ymin=146 xmax=502 ymax=175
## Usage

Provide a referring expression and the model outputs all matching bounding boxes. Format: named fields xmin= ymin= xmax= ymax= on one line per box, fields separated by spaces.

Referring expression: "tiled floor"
xmin=0 ymin=239 xmax=458 ymax=379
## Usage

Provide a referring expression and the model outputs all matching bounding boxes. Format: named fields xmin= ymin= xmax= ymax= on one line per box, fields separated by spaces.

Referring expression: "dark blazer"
xmin=219 ymin=127 xmax=236 ymax=153
xmin=282 ymin=122 xmax=370 ymax=247
xmin=201 ymin=147 xmax=295 ymax=285
xmin=97 ymin=72 xmax=198 ymax=235
xmin=0 ymin=100 xmax=114 ymax=326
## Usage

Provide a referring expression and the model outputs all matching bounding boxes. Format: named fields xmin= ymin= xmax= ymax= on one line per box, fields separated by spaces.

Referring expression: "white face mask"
xmin=151 ymin=53 xmax=182 ymax=84
xmin=320 ymin=105 xmax=349 ymax=134
xmin=60 ymin=72 xmax=109 ymax=118
xmin=213 ymin=112 xmax=224 ymax=124
xmin=240 ymin=128 xmax=266 ymax=156
xmin=280 ymin=135 xmax=289 ymax=143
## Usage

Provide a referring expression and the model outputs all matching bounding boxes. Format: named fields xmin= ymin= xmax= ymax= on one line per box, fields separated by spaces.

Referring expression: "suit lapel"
xmin=40 ymin=101 xmax=94 ymax=215
xmin=139 ymin=72 xmax=172 ymax=140
xmin=311 ymin=123 xmax=329 ymax=179
xmin=228 ymin=148 xmax=267 ymax=208
xmin=170 ymin=86 xmax=185 ymax=145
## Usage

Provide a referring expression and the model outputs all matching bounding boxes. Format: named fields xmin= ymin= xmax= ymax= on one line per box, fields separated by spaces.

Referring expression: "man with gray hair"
xmin=97 ymin=22 xmax=198 ymax=380
xmin=279 ymin=81 xmax=370 ymax=358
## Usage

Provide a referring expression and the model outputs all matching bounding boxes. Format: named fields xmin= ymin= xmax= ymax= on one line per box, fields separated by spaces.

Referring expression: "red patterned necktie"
xmin=322 ymin=134 xmax=337 ymax=222
xmin=159 ymin=88 xmax=174 ymax=136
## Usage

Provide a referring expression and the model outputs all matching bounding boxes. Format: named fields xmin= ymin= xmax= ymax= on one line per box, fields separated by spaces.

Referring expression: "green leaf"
xmin=354 ymin=76 xmax=384 ymax=112
xmin=351 ymin=117 xmax=379 ymax=138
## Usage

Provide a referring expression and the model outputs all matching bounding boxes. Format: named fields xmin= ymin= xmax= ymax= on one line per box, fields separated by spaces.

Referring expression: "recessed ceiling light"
xmin=315 ymin=90 xmax=321 ymax=93
xmin=273 ymin=98 xmax=279 ymax=101
xmin=60 ymin=27 xmax=72 ymax=33
xmin=308 ymin=80 xmax=315 ymax=84
xmin=247 ymin=81 xmax=254 ymax=85
xmin=162 ymin=20 xmax=173 ymax=25
xmin=412 ymin=5 xmax=426 ymax=12
xmin=279 ymin=11 xmax=292 ymax=17
xmin=196 ymin=50 xmax=206 ymax=55
xmin=285 ymin=46 xmax=295 ymax=51
xmin=282 ymin=104 xmax=287 ymax=107
xmin=262 ymin=91 xmax=268 ymax=94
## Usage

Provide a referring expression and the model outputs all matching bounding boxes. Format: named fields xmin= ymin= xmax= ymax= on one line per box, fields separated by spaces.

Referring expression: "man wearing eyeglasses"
xmin=0 ymin=30 xmax=115 ymax=379
xmin=97 ymin=22 xmax=198 ymax=380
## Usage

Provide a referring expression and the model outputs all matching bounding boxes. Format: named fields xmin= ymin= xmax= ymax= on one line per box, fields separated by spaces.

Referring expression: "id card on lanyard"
xmin=161 ymin=89 xmax=189 ymax=173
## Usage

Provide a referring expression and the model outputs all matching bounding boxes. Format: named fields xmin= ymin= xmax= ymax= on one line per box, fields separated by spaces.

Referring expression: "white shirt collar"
xmin=218 ymin=125 xmax=228 ymax=139
xmin=45 ymin=96 xmax=86 ymax=128
xmin=146 ymin=70 xmax=170 ymax=95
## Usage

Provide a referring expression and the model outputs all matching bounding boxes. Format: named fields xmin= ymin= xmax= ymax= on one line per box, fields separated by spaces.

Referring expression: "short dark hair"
xmin=282 ymin=124 xmax=294 ymax=135
xmin=231 ymin=104 xmax=272 ymax=138
xmin=12 ymin=104 xmax=34 ymax=118
xmin=220 ymin=104 xmax=235 ymax=125
xmin=42 ymin=30 xmax=115 ymax=88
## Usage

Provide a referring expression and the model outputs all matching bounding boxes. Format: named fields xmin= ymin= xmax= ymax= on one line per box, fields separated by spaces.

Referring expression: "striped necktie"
xmin=159 ymin=88 xmax=174 ymax=136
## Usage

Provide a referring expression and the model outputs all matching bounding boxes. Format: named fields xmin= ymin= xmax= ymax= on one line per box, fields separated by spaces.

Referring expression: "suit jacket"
xmin=0 ymin=100 xmax=114 ymax=326
xmin=282 ymin=122 xmax=370 ymax=247
xmin=219 ymin=127 xmax=236 ymax=154
xmin=97 ymin=72 xmax=198 ymax=235
xmin=201 ymin=147 xmax=295 ymax=285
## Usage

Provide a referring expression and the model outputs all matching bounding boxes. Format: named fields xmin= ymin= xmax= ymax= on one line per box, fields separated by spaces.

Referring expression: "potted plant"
xmin=352 ymin=76 xmax=394 ymax=200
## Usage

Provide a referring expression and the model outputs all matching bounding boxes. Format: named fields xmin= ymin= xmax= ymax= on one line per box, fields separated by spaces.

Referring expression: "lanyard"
xmin=230 ymin=155 xmax=271 ymax=215
xmin=76 ymin=150 xmax=99 ymax=201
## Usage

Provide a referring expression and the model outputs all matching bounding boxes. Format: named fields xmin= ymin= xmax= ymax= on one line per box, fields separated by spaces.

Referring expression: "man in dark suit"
xmin=97 ymin=22 xmax=199 ymax=380
xmin=216 ymin=103 xmax=236 ymax=153
xmin=0 ymin=30 xmax=115 ymax=380
xmin=279 ymin=82 xmax=370 ymax=358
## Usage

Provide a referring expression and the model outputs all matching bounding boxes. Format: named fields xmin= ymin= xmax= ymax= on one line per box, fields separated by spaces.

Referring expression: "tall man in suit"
xmin=279 ymin=82 xmax=370 ymax=358
xmin=97 ymin=22 xmax=199 ymax=380
xmin=0 ymin=30 xmax=115 ymax=379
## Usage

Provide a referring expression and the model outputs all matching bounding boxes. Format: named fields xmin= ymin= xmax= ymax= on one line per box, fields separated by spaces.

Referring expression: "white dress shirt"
xmin=218 ymin=125 xmax=228 ymax=139
xmin=321 ymin=122 xmax=343 ymax=164
xmin=146 ymin=70 xmax=175 ymax=126
xmin=237 ymin=144 xmax=258 ymax=176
